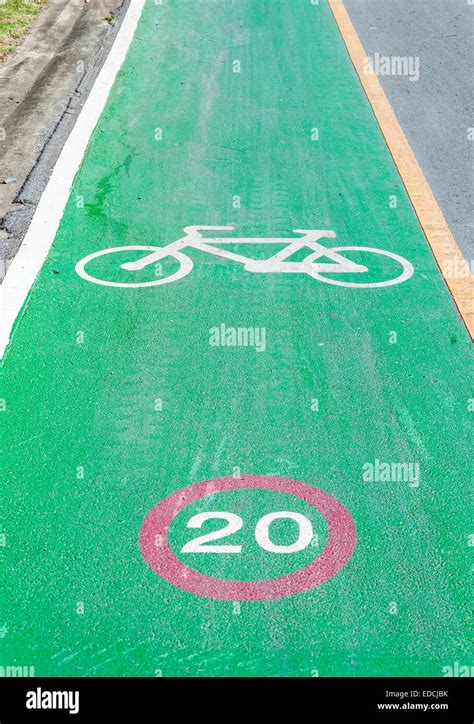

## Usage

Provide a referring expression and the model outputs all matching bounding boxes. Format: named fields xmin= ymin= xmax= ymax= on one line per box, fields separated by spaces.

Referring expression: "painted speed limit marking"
xmin=139 ymin=475 xmax=356 ymax=600
xmin=181 ymin=510 xmax=314 ymax=554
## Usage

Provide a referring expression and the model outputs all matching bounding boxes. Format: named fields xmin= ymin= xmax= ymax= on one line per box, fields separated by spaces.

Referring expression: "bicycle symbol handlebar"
xmin=75 ymin=226 xmax=414 ymax=289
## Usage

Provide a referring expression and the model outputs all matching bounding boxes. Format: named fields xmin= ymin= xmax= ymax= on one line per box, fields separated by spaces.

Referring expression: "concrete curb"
xmin=0 ymin=0 xmax=130 ymax=281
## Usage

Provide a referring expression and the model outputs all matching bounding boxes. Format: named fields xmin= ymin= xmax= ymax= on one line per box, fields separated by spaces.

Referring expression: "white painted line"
xmin=0 ymin=0 xmax=146 ymax=361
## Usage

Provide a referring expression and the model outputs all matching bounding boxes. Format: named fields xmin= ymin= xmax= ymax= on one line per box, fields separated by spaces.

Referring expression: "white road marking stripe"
xmin=0 ymin=0 xmax=146 ymax=361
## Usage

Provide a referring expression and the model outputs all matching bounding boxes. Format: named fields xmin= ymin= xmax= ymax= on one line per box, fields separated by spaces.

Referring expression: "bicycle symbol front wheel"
xmin=75 ymin=246 xmax=193 ymax=288
xmin=307 ymin=246 xmax=414 ymax=288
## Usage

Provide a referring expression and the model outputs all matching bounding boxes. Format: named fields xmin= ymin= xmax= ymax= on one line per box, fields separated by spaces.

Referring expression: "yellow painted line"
xmin=328 ymin=0 xmax=473 ymax=338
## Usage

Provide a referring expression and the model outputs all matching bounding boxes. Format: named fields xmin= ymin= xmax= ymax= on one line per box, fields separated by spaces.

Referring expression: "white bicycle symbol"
xmin=75 ymin=225 xmax=414 ymax=288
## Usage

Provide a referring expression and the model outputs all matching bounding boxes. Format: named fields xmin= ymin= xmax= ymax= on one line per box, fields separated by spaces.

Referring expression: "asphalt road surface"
xmin=346 ymin=0 xmax=474 ymax=261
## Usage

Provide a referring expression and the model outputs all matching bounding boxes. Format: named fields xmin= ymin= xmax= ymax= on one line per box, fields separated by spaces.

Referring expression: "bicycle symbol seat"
xmin=75 ymin=225 xmax=414 ymax=289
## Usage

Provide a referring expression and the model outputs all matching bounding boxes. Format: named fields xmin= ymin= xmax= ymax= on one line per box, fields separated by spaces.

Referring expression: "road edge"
xmin=328 ymin=0 xmax=473 ymax=339
xmin=0 ymin=0 xmax=147 ymax=362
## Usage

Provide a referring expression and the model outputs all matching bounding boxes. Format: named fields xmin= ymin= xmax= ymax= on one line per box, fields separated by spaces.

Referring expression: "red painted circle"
xmin=139 ymin=475 xmax=357 ymax=600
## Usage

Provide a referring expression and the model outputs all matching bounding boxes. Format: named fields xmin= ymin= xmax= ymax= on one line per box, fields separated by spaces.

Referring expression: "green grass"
xmin=0 ymin=0 xmax=48 ymax=58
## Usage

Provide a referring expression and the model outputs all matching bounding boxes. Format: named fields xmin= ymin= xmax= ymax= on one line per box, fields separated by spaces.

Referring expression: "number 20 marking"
xmin=181 ymin=511 xmax=313 ymax=555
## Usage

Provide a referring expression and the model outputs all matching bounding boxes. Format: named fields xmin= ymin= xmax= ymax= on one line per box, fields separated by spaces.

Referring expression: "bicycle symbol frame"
xmin=75 ymin=225 xmax=414 ymax=288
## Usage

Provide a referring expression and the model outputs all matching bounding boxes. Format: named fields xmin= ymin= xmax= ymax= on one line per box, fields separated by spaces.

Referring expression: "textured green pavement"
xmin=0 ymin=0 xmax=472 ymax=676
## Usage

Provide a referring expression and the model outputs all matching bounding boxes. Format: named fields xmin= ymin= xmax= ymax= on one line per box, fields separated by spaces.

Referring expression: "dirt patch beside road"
xmin=0 ymin=0 xmax=49 ymax=58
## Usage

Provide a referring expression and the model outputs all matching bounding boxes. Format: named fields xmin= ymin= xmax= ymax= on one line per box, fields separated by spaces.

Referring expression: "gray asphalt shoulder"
xmin=345 ymin=0 xmax=473 ymax=263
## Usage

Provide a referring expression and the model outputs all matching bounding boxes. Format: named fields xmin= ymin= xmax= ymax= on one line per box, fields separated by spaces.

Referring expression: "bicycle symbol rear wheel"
xmin=307 ymin=246 xmax=414 ymax=288
xmin=75 ymin=246 xmax=193 ymax=288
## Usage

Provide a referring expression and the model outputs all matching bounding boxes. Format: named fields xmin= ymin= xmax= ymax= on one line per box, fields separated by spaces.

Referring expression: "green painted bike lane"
xmin=1 ymin=0 xmax=472 ymax=676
